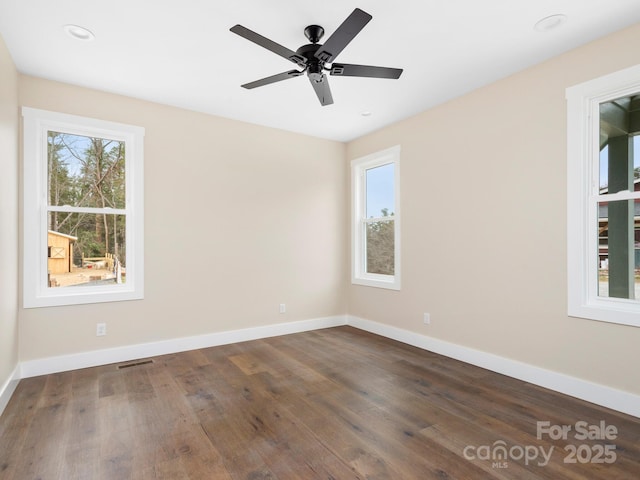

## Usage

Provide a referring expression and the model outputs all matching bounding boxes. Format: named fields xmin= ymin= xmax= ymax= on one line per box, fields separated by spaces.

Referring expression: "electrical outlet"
xmin=279 ymin=303 xmax=286 ymax=314
xmin=423 ymin=313 xmax=430 ymax=325
xmin=96 ymin=322 xmax=107 ymax=336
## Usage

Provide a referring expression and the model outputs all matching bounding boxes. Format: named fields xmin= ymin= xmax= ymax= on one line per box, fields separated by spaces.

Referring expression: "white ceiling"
xmin=1 ymin=1 xmax=640 ymax=142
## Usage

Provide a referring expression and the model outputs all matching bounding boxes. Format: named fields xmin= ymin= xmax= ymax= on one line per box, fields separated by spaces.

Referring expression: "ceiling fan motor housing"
xmin=296 ymin=43 xmax=325 ymax=80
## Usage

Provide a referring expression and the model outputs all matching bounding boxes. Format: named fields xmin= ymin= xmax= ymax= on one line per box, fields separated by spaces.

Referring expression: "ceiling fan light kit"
xmin=230 ymin=7 xmax=403 ymax=106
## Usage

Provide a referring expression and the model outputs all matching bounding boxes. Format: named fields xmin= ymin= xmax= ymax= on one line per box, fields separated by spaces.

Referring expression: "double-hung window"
xmin=351 ymin=145 xmax=400 ymax=290
xmin=567 ymin=65 xmax=640 ymax=327
xmin=23 ymin=108 xmax=144 ymax=307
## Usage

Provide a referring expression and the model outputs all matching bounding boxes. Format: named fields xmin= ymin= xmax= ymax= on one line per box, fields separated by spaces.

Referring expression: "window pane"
xmin=366 ymin=163 xmax=394 ymax=218
xmin=597 ymin=199 xmax=640 ymax=299
xmin=599 ymin=100 xmax=640 ymax=194
xmin=48 ymin=131 xmax=126 ymax=209
xmin=366 ymin=219 xmax=394 ymax=275
xmin=47 ymin=213 xmax=126 ymax=288
xmin=599 ymin=144 xmax=609 ymax=192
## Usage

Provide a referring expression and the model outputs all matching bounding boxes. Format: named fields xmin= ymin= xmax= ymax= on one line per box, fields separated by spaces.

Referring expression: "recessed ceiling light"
xmin=534 ymin=14 xmax=567 ymax=33
xmin=361 ymin=111 xmax=372 ymax=117
xmin=63 ymin=24 xmax=95 ymax=41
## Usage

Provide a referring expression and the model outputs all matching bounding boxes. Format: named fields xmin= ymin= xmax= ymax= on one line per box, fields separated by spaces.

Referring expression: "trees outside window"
xmin=48 ymin=132 xmax=127 ymax=274
xmin=23 ymin=108 xmax=144 ymax=308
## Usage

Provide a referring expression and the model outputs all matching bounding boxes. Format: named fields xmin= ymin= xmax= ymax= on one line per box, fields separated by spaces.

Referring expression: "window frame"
xmin=566 ymin=64 xmax=640 ymax=327
xmin=351 ymin=145 xmax=401 ymax=290
xmin=22 ymin=107 xmax=144 ymax=308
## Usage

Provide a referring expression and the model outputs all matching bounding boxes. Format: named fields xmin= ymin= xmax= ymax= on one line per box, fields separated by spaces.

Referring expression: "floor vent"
xmin=117 ymin=359 xmax=154 ymax=369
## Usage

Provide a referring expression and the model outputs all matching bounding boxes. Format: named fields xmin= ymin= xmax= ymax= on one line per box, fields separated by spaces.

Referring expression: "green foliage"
xmin=77 ymin=230 xmax=103 ymax=258
xmin=47 ymin=132 xmax=127 ymax=266
xmin=366 ymin=209 xmax=395 ymax=275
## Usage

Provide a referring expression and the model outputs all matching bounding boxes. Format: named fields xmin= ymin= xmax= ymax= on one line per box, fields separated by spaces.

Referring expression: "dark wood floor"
xmin=1 ymin=326 xmax=639 ymax=479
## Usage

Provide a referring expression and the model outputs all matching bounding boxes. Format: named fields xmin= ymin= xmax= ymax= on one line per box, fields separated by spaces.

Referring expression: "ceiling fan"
xmin=230 ymin=8 xmax=403 ymax=106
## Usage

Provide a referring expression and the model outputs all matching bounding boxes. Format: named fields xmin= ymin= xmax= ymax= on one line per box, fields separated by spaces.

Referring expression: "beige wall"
xmin=18 ymin=76 xmax=348 ymax=360
xmin=0 ymin=36 xmax=19 ymax=388
xmin=347 ymin=23 xmax=640 ymax=395
xmin=9 ymin=23 xmax=640 ymax=398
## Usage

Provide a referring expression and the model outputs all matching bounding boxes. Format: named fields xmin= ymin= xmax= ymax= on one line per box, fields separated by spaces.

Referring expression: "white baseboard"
xmin=348 ymin=315 xmax=640 ymax=419
xmin=9 ymin=314 xmax=640 ymax=419
xmin=0 ymin=365 xmax=20 ymax=417
xmin=20 ymin=315 xmax=348 ymax=379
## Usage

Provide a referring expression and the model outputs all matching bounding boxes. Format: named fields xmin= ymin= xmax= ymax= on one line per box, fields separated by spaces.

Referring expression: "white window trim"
xmin=351 ymin=145 xmax=401 ymax=290
xmin=566 ymin=64 xmax=640 ymax=327
xmin=22 ymin=107 xmax=144 ymax=308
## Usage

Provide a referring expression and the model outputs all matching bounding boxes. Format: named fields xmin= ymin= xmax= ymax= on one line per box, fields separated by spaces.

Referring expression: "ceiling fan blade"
xmin=330 ymin=63 xmax=403 ymax=79
xmin=230 ymin=25 xmax=306 ymax=67
xmin=309 ymin=74 xmax=334 ymax=106
xmin=241 ymin=70 xmax=304 ymax=89
xmin=314 ymin=8 xmax=372 ymax=63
